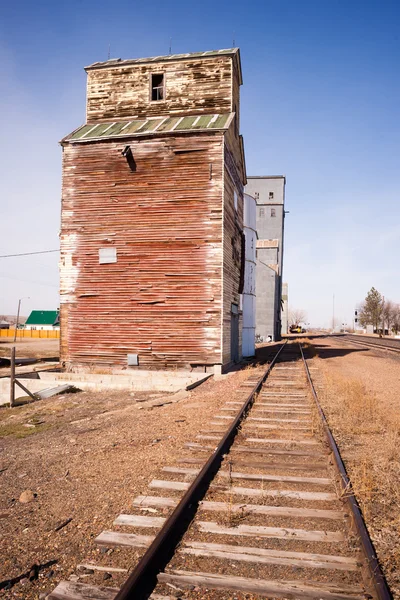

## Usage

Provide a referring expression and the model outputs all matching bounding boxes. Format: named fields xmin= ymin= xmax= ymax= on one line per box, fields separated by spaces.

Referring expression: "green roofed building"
xmin=24 ymin=310 xmax=60 ymax=331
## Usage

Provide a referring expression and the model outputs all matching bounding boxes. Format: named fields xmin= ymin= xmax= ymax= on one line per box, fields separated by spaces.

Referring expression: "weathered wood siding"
xmin=231 ymin=60 xmax=241 ymax=134
xmin=86 ymin=56 xmax=233 ymax=123
xmin=60 ymin=133 xmax=224 ymax=369
xmin=222 ymin=122 xmax=245 ymax=365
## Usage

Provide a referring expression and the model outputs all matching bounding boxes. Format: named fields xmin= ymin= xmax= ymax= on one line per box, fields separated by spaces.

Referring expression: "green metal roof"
xmin=25 ymin=310 xmax=59 ymax=326
xmin=62 ymin=113 xmax=234 ymax=144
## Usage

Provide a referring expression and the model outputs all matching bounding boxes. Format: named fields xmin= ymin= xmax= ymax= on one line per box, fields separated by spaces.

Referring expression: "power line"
xmin=0 ymin=249 xmax=60 ymax=258
xmin=0 ymin=273 xmax=58 ymax=288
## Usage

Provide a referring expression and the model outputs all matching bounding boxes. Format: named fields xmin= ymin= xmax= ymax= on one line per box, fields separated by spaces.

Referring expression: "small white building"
xmin=241 ymin=193 xmax=257 ymax=356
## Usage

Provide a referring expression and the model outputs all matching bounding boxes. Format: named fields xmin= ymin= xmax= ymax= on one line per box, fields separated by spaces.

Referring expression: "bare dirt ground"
xmin=0 ymin=360 xmax=262 ymax=599
xmin=0 ymin=339 xmax=59 ymax=359
xmin=307 ymin=336 xmax=400 ymax=599
xmin=0 ymin=339 xmax=60 ymax=381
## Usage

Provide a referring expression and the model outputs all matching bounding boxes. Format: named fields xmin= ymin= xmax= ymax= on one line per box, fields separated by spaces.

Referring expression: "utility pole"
xmin=332 ymin=294 xmax=335 ymax=332
xmin=10 ymin=346 xmax=15 ymax=408
xmin=13 ymin=297 xmax=29 ymax=342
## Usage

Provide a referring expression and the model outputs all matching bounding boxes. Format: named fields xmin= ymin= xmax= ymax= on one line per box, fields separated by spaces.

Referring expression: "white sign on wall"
xmin=99 ymin=247 xmax=117 ymax=264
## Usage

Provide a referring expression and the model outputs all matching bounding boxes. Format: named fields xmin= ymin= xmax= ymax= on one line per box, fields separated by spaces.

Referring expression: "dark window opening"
xmin=269 ymin=191 xmax=274 ymax=199
xmin=271 ymin=208 xmax=276 ymax=217
xmin=151 ymin=73 xmax=164 ymax=101
xmin=259 ymin=208 xmax=265 ymax=217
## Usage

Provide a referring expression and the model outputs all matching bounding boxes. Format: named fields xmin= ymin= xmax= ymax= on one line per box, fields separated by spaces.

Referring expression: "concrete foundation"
xmin=0 ymin=370 xmax=209 ymax=406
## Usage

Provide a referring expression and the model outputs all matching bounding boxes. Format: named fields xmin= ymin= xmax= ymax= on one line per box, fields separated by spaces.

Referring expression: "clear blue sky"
xmin=1 ymin=0 xmax=399 ymax=326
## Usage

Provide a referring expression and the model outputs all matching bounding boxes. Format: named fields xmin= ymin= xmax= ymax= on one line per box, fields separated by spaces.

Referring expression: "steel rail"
xmin=299 ymin=343 xmax=392 ymax=600
xmin=348 ymin=334 xmax=400 ymax=347
xmin=343 ymin=337 xmax=400 ymax=355
xmin=114 ymin=341 xmax=288 ymax=600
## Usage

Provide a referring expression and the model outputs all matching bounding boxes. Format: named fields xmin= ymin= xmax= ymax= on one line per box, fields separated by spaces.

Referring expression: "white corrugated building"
xmin=241 ymin=193 xmax=257 ymax=356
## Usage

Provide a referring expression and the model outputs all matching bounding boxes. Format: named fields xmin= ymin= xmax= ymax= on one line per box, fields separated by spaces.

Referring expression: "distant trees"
xmin=289 ymin=308 xmax=306 ymax=326
xmin=358 ymin=287 xmax=400 ymax=334
xmin=391 ymin=304 xmax=400 ymax=334
xmin=358 ymin=287 xmax=383 ymax=331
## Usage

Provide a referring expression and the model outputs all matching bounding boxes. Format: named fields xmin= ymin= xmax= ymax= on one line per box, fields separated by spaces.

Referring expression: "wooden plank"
xmin=245 ymin=437 xmax=318 ymax=445
xmin=213 ymin=415 xmax=233 ymax=419
xmin=230 ymin=459 xmax=327 ymax=471
xmin=253 ymin=409 xmax=311 ymax=414
xmin=253 ymin=402 xmax=311 ymax=414
xmin=260 ymin=392 xmax=307 ymax=398
xmin=162 ymin=466 xmax=331 ymax=485
xmin=162 ymin=466 xmax=198 ymax=475
xmin=233 ymin=444 xmax=320 ymax=457
xmin=158 ymin=570 xmax=365 ymax=599
xmin=114 ymin=514 xmax=165 ymax=528
xmin=47 ymin=581 xmax=119 ymax=600
xmin=196 ymin=435 xmax=222 ymax=440
xmin=95 ymin=530 xmax=153 ymax=547
xmin=216 ymin=486 xmax=336 ymax=501
xmin=185 ymin=441 xmax=324 ymax=457
xmin=196 ymin=520 xmax=345 ymax=542
xmin=248 ymin=417 xmax=308 ymax=423
xmin=181 ymin=541 xmax=358 ymax=571
xmin=177 ymin=457 xmax=205 ymax=465
xmin=133 ymin=495 xmax=178 ymax=509
xmin=255 ymin=403 xmax=309 ymax=408
xmin=184 ymin=442 xmax=215 ymax=450
xmin=149 ymin=479 xmax=189 ymax=491
xmin=132 ymin=496 xmax=343 ymax=519
xmin=149 ymin=480 xmax=336 ymax=500
xmin=78 ymin=563 xmax=128 ymax=574
xmin=245 ymin=424 xmax=310 ymax=431
xmin=198 ymin=500 xmax=343 ymax=520
xmin=218 ymin=470 xmax=331 ymax=485
xmin=255 ymin=405 xmax=310 ymax=409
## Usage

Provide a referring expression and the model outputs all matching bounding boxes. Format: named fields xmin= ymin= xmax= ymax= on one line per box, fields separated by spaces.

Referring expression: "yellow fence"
xmin=0 ymin=329 xmax=60 ymax=339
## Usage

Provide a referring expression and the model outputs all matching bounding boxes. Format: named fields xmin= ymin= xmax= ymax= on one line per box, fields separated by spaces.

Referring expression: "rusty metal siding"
xmin=60 ymin=133 xmax=224 ymax=369
xmin=86 ymin=56 xmax=234 ymax=123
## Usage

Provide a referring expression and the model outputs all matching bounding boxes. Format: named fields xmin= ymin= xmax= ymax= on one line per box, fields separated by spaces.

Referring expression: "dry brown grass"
xmin=322 ymin=374 xmax=384 ymax=435
xmin=318 ymin=369 xmax=400 ymax=596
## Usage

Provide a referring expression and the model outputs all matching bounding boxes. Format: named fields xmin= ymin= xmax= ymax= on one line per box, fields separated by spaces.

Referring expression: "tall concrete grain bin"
xmin=245 ymin=176 xmax=286 ymax=342
xmin=60 ymin=49 xmax=247 ymax=372
xmin=242 ymin=193 xmax=257 ymax=356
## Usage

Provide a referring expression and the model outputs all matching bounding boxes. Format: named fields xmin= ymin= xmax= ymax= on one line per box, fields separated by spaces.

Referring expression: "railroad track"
xmin=48 ymin=342 xmax=390 ymax=600
xmin=342 ymin=335 xmax=400 ymax=355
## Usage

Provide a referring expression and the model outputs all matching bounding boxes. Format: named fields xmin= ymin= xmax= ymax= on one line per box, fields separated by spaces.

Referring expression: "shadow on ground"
xmin=312 ymin=345 xmax=368 ymax=359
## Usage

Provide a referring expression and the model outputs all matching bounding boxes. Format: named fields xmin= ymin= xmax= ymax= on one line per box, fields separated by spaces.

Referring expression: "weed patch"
xmin=0 ymin=422 xmax=51 ymax=439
